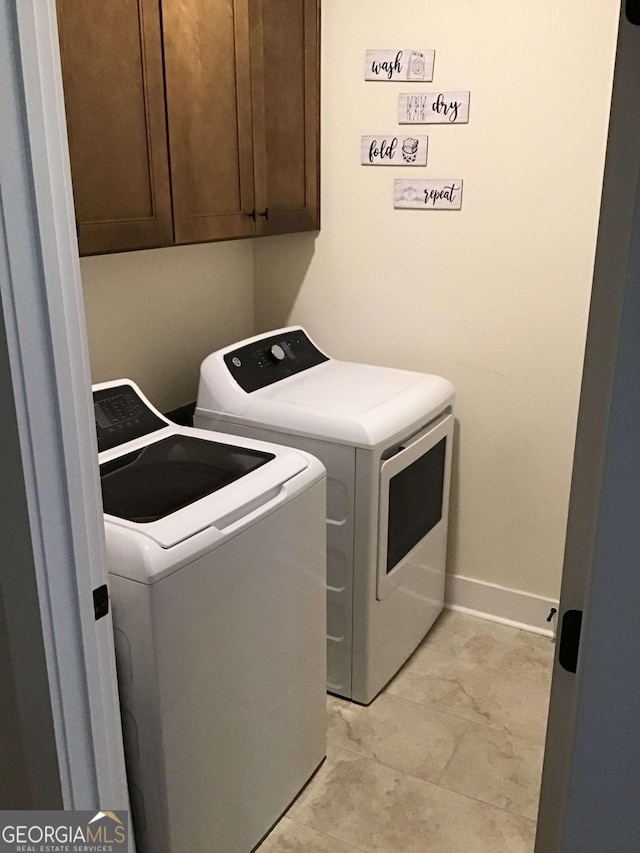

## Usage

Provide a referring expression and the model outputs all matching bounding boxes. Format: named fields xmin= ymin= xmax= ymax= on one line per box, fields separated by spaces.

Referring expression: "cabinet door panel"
xmin=56 ymin=0 xmax=173 ymax=255
xmin=163 ymin=0 xmax=256 ymax=243
xmin=250 ymin=0 xmax=320 ymax=235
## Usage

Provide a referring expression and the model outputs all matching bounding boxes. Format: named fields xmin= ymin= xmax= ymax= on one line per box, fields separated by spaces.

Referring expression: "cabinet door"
xmin=250 ymin=0 xmax=320 ymax=235
xmin=162 ymin=0 xmax=256 ymax=243
xmin=56 ymin=0 xmax=173 ymax=255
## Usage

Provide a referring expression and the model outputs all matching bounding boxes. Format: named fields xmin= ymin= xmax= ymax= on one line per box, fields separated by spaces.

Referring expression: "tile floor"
xmin=257 ymin=609 xmax=554 ymax=853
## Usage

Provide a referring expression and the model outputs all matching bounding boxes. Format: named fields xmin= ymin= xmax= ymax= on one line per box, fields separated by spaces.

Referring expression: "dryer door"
xmin=377 ymin=413 xmax=453 ymax=600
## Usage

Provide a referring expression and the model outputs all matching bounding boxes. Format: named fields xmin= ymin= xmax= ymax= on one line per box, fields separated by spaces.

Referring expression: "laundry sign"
xmin=394 ymin=179 xmax=463 ymax=210
xmin=361 ymin=135 xmax=428 ymax=166
xmin=365 ymin=49 xmax=435 ymax=81
xmin=399 ymin=91 xmax=471 ymax=124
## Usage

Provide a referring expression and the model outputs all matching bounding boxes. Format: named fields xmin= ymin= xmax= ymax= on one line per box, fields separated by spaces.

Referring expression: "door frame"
xmin=536 ymin=4 xmax=640 ymax=850
xmin=0 ymin=0 xmax=128 ymax=810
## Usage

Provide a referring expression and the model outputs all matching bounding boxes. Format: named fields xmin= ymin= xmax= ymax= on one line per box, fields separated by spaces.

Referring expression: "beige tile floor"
xmin=257 ymin=609 xmax=554 ymax=853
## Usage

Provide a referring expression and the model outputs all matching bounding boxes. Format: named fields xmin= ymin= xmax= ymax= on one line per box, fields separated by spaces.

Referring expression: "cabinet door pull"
xmin=260 ymin=208 xmax=269 ymax=221
xmin=247 ymin=209 xmax=256 ymax=221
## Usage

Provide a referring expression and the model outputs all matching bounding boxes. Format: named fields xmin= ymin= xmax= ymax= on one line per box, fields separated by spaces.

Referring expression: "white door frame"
xmin=0 ymin=0 xmax=128 ymax=809
xmin=536 ymin=4 xmax=640 ymax=850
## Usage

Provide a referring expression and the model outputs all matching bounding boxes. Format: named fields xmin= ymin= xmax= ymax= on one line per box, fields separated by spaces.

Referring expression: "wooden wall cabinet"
xmin=55 ymin=0 xmax=174 ymax=255
xmin=56 ymin=0 xmax=320 ymax=255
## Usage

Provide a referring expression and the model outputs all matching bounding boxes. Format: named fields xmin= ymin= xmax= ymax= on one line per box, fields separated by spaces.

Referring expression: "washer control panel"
xmin=223 ymin=329 xmax=329 ymax=393
xmin=93 ymin=384 xmax=167 ymax=452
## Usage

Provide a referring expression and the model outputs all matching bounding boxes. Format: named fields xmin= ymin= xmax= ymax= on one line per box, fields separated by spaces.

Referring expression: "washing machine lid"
xmin=94 ymin=378 xmax=311 ymax=549
xmin=197 ymin=327 xmax=455 ymax=448
xmin=101 ymin=434 xmax=275 ymax=524
xmin=100 ymin=432 xmax=309 ymax=548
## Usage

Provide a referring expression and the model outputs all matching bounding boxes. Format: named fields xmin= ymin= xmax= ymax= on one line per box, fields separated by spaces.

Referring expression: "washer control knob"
xmin=270 ymin=344 xmax=286 ymax=362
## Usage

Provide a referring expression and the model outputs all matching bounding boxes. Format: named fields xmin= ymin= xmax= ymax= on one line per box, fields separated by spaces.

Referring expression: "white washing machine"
xmin=94 ymin=379 xmax=326 ymax=853
xmin=195 ymin=328 xmax=455 ymax=705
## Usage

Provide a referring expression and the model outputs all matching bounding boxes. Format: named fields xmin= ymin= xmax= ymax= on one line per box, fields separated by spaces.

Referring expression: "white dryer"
xmin=195 ymin=328 xmax=455 ymax=705
xmin=94 ymin=379 xmax=326 ymax=853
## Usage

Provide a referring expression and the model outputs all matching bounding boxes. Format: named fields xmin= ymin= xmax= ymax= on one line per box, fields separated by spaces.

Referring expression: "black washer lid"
xmin=100 ymin=435 xmax=274 ymax=523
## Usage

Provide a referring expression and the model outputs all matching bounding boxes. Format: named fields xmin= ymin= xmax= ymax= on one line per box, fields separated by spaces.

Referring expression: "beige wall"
xmin=81 ymin=241 xmax=254 ymax=411
xmin=254 ymin=1 xmax=619 ymax=599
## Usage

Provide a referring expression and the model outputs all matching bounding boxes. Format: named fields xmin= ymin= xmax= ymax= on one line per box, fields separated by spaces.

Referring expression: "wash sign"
xmin=365 ymin=49 xmax=435 ymax=81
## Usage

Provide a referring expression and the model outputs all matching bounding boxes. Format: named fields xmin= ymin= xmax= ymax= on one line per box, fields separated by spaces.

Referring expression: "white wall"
xmin=81 ymin=241 xmax=254 ymax=411
xmin=254 ymin=0 xmax=619 ymax=601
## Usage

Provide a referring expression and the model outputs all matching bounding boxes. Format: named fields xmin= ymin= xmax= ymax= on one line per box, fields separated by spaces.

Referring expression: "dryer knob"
xmin=270 ymin=344 xmax=286 ymax=362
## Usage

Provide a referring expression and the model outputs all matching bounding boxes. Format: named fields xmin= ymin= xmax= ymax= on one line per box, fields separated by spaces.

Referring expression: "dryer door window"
xmin=377 ymin=413 xmax=453 ymax=600
xmin=100 ymin=435 xmax=274 ymax=523
xmin=386 ymin=437 xmax=446 ymax=575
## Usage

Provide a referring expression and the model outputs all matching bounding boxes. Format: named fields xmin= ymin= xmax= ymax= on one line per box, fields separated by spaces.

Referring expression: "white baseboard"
xmin=444 ymin=573 xmax=559 ymax=637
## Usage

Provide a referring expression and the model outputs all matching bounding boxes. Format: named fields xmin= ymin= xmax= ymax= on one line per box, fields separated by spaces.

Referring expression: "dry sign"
xmin=365 ymin=49 xmax=435 ymax=81
xmin=399 ymin=92 xmax=470 ymax=124
xmin=394 ymin=179 xmax=463 ymax=210
xmin=361 ymin=135 xmax=428 ymax=166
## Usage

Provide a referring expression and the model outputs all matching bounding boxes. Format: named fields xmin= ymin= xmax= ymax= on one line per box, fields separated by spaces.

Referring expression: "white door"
xmin=535 ymin=5 xmax=640 ymax=850
xmin=0 ymin=0 xmax=129 ymax=813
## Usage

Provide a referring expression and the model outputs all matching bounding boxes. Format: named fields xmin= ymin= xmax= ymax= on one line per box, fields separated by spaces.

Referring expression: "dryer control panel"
xmin=93 ymin=384 xmax=167 ymax=452
xmin=224 ymin=329 xmax=329 ymax=393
